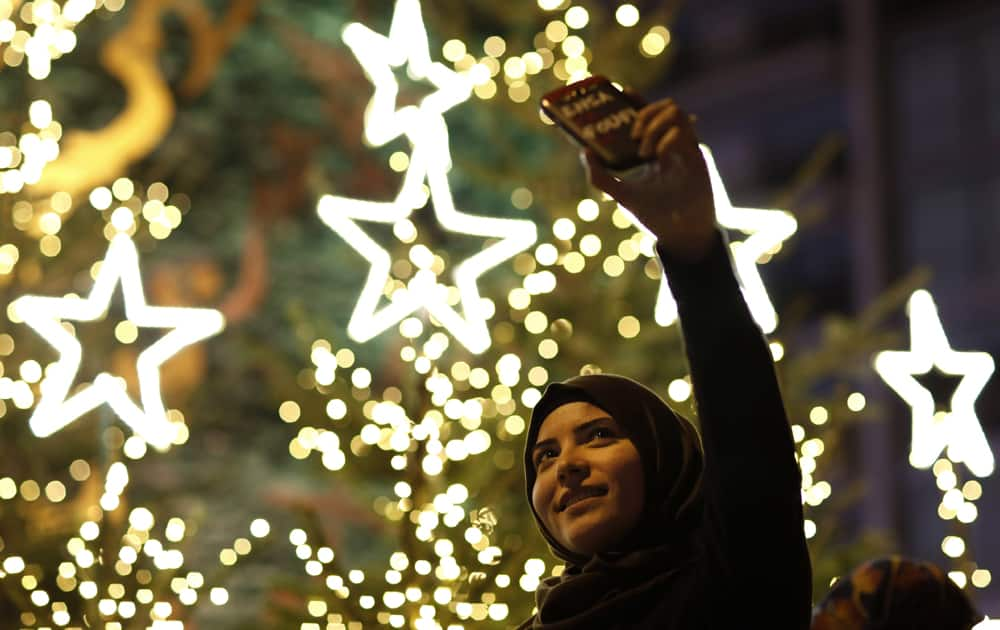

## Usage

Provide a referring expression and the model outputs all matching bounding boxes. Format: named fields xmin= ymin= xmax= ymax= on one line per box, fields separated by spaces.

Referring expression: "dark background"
xmin=650 ymin=0 xmax=1000 ymax=611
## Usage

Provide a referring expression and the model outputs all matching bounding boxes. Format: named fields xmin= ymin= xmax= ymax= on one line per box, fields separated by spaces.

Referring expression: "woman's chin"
xmin=559 ymin=514 xmax=619 ymax=556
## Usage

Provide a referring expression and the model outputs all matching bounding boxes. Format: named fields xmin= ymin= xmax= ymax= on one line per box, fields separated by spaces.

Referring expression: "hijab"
xmin=810 ymin=556 xmax=980 ymax=630
xmin=520 ymin=373 xmax=706 ymax=629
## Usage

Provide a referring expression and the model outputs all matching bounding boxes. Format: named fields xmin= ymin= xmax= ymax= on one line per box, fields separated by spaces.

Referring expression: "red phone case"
xmin=540 ymin=76 xmax=650 ymax=172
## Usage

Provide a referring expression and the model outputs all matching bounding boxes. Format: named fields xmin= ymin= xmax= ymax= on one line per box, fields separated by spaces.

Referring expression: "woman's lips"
xmin=558 ymin=487 xmax=608 ymax=512
xmin=564 ymin=494 xmax=602 ymax=512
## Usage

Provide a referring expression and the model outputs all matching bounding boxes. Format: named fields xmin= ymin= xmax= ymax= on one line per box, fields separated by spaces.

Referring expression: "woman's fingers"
xmin=638 ymin=104 xmax=681 ymax=157
xmin=655 ymin=126 xmax=681 ymax=160
xmin=631 ymin=98 xmax=673 ymax=140
xmin=638 ymin=106 xmax=696 ymax=161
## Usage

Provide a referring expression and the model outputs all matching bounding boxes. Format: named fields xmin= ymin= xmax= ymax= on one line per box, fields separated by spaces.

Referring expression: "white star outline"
xmin=652 ymin=145 xmax=798 ymax=334
xmin=11 ymin=234 xmax=225 ymax=450
xmin=874 ymin=289 xmax=995 ymax=477
xmin=318 ymin=0 xmax=538 ymax=355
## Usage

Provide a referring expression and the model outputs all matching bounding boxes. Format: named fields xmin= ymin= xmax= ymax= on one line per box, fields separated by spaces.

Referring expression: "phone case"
xmin=540 ymin=75 xmax=650 ymax=173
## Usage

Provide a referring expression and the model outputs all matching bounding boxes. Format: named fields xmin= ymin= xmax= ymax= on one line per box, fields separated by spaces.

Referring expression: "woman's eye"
xmin=536 ymin=449 xmax=555 ymax=466
xmin=590 ymin=427 xmax=613 ymax=440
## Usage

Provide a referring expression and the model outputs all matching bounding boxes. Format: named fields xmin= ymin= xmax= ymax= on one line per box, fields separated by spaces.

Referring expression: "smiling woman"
xmin=530 ymin=402 xmax=647 ymax=557
xmin=516 ymin=97 xmax=812 ymax=629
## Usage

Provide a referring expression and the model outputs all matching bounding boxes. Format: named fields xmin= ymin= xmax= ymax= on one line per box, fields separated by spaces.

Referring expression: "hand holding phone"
xmin=540 ymin=76 xmax=652 ymax=178
xmin=543 ymin=79 xmax=718 ymax=263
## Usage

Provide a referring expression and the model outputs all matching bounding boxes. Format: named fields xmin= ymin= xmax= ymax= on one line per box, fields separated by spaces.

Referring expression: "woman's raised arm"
xmin=585 ymin=99 xmax=813 ymax=627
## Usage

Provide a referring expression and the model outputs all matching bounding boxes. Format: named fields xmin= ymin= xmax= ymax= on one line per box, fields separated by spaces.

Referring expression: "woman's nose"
xmin=557 ymin=457 xmax=588 ymax=485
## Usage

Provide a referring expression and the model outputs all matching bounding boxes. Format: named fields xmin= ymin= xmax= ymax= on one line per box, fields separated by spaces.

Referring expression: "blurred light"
xmin=640 ymin=26 xmax=670 ymax=57
xmin=322 ymin=0 xmax=537 ymax=355
xmin=667 ymin=378 xmax=691 ymax=402
xmin=653 ymin=147 xmax=797 ymax=333
xmin=616 ymin=4 xmax=640 ymax=27
xmin=564 ymin=6 xmax=589 ymax=29
xmin=874 ymin=290 xmax=995 ymax=476
xmin=11 ymin=234 xmax=224 ymax=449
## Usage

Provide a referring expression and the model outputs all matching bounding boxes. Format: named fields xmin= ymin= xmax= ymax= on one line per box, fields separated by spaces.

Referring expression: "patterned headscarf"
xmin=811 ymin=556 xmax=980 ymax=630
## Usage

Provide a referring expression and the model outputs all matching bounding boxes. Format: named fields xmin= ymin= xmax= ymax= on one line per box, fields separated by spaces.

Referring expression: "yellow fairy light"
xmin=508 ymin=81 xmax=531 ymax=103
xmin=617 ymin=316 xmax=640 ymax=339
xmin=640 ymin=26 xmax=671 ymax=57
xmin=562 ymin=252 xmax=585 ymax=273
xmin=971 ymin=570 xmax=992 ymax=589
xmin=10 ymin=234 xmax=223 ymax=449
xmin=963 ymin=480 xmax=983 ymax=501
xmin=874 ymin=290 xmax=995 ymax=477
xmin=560 ymin=35 xmax=585 ymax=58
xmin=545 ymin=20 xmax=569 ymax=44
xmin=616 ymin=4 xmax=640 ymax=27
xmin=564 ymin=6 xmax=589 ymax=29
xmin=578 ymin=234 xmax=601 ymax=256
xmin=441 ymin=39 xmax=466 ymax=62
xmin=1 ymin=102 xmax=61 ymax=194
xmin=510 ymin=187 xmax=533 ymax=210
xmin=474 ymin=79 xmax=498 ymax=100
xmin=552 ymin=218 xmax=576 ymax=240
xmin=1 ymin=0 xmax=104 ymax=78
xmin=503 ymin=56 xmax=527 ymax=80
xmin=602 ymin=255 xmax=625 ymax=277
xmin=942 ymin=536 xmax=966 ymax=558
xmin=667 ymin=378 xmax=691 ymax=402
xmin=847 ymin=392 xmax=866 ymax=412
xmin=483 ymin=35 xmax=506 ymax=58
xmin=320 ymin=0 xmax=537 ymax=354
xmin=523 ymin=51 xmax=544 ymax=74
xmin=809 ymin=406 xmax=829 ymax=425
xmin=651 ymin=146 xmax=797 ymax=333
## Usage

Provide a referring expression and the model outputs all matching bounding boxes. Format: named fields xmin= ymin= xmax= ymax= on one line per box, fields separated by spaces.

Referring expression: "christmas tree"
xmin=1 ymin=0 xmax=995 ymax=627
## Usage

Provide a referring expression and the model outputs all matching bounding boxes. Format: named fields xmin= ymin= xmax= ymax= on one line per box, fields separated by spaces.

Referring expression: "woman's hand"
xmin=583 ymin=99 xmax=717 ymax=263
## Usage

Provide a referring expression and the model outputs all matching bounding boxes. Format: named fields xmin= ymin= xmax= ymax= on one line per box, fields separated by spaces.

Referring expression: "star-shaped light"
xmin=319 ymin=0 xmax=537 ymax=354
xmin=10 ymin=233 xmax=225 ymax=450
xmin=874 ymin=290 xmax=995 ymax=477
xmin=340 ymin=0 xmax=472 ymax=149
xmin=652 ymin=145 xmax=797 ymax=333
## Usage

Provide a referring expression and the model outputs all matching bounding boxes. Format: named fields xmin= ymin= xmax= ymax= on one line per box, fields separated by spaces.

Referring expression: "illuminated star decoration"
xmin=874 ymin=290 xmax=995 ymax=477
xmin=318 ymin=0 xmax=538 ymax=355
xmin=651 ymin=145 xmax=798 ymax=333
xmin=11 ymin=233 xmax=225 ymax=450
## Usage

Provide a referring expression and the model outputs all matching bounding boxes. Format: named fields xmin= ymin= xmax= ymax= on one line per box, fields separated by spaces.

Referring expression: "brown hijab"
xmin=519 ymin=373 xmax=705 ymax=629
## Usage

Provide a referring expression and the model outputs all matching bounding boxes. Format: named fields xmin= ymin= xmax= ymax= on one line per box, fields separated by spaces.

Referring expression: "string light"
xmin=319 ymin=0 xmax=537 ymax=354
xmin=0 ymin=0 xmax=117 ymax=79
xmin=0 ymin=100 xmax=62 ymax=194
xmin=649 ymin=145 xmax=798 ymax=333
xmin=10 ymin=232 xmax=224 ymax=450
xmin=0 ymin=463 xmax=263 ymax=625
xmin=874 ymin=290 xmax=995 ymax=477
xmin=875 ymin=290 xmax=995 ymax=583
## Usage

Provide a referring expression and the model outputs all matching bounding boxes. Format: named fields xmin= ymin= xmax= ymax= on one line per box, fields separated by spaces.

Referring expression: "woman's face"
xmin=530 ymin=401 xmax=645 ymax=556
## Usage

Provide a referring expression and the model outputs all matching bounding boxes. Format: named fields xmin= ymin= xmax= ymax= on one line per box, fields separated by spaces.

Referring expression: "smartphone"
xmin=540 ymin=75 xmax=652 ymax=177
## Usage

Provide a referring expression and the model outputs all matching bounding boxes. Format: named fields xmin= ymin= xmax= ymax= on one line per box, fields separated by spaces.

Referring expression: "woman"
xmin=517 ymin=99 xmax=812 ymax=628
xmin=811 ymin=556 xmax=980 ymax=630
